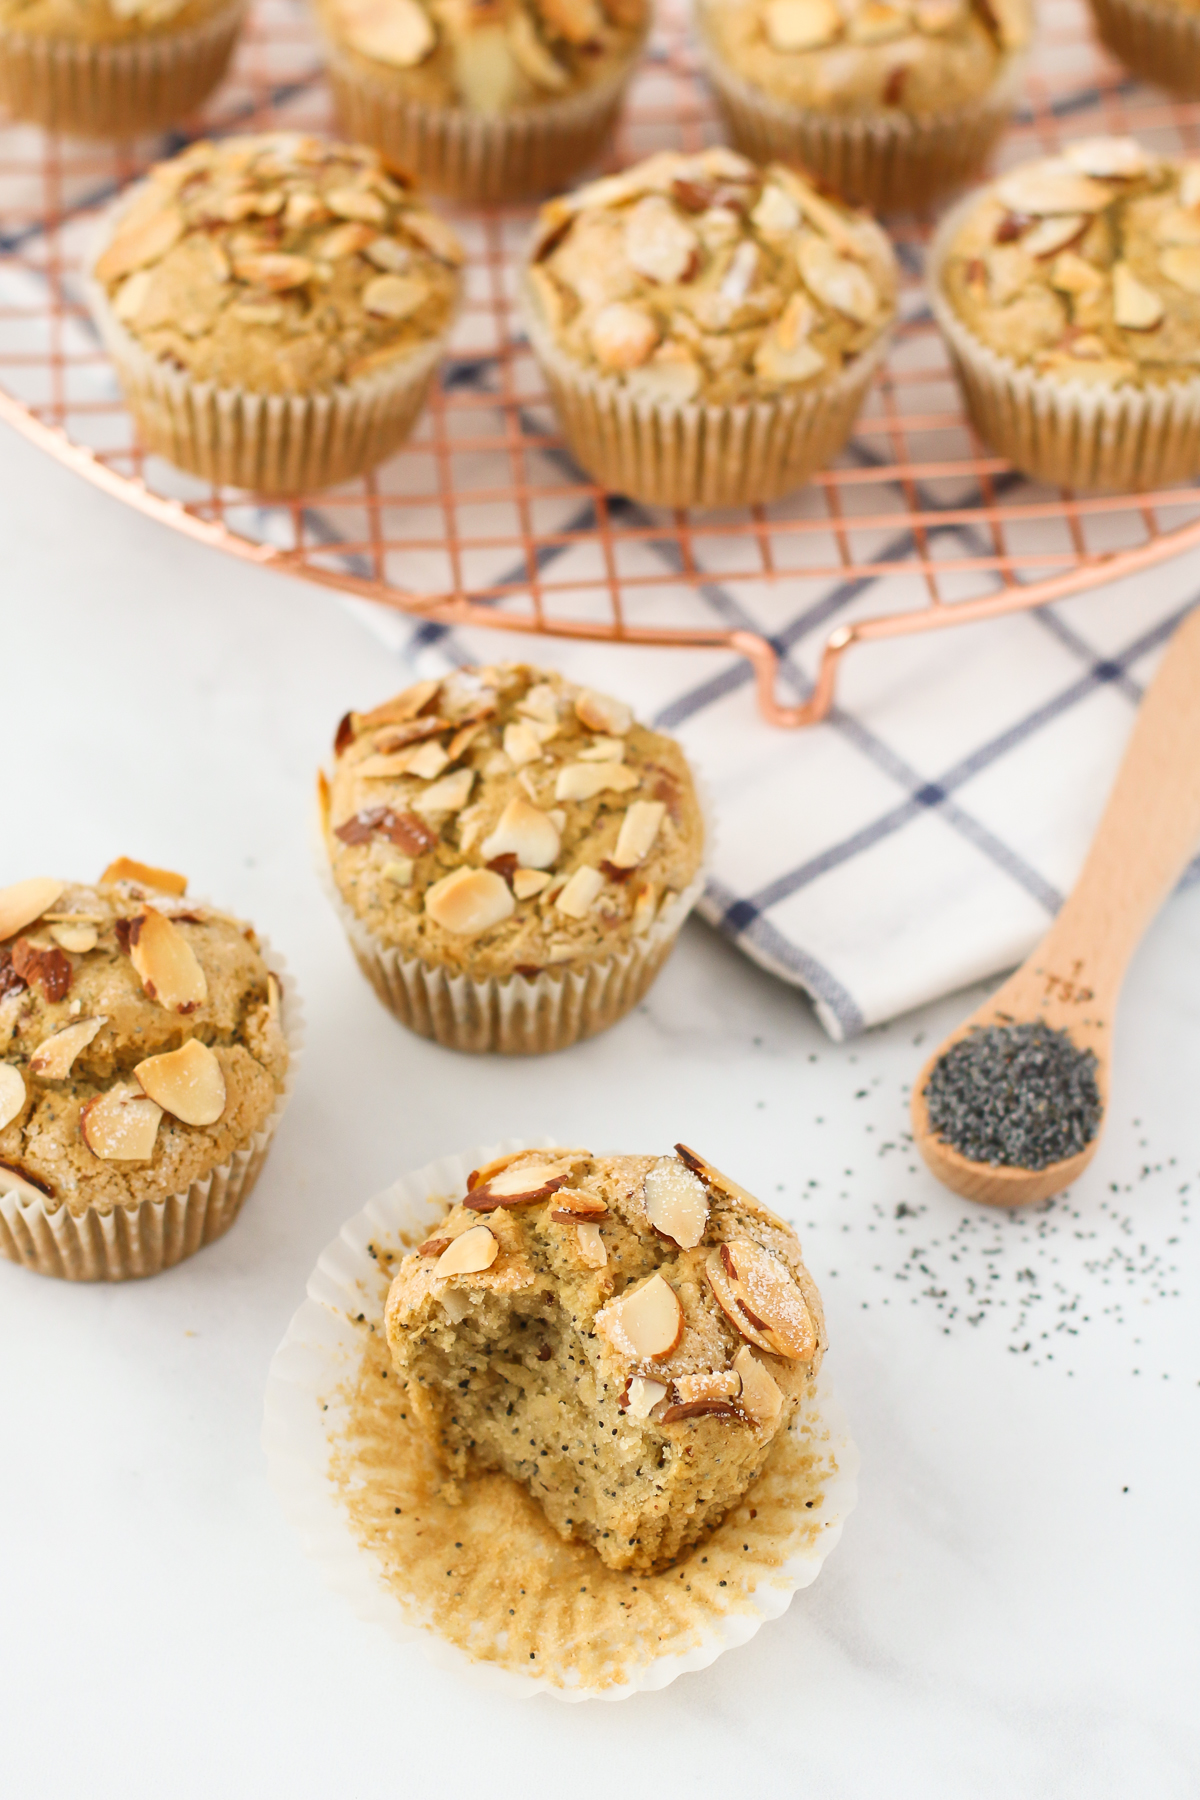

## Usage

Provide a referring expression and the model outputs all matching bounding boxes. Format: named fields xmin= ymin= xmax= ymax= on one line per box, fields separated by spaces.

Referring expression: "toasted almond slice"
xmin=355 ymin=749 xmax=427 ymax=779
xmin=611 ymin=800 xmax=666 ymax=869
xmin=128 ymin=909 xmax=208 ymax=1012
xmin=80 ymin=1085 xmax=162 ymax=1162
xmin=363 ymin=273 xmax=428 ymax=319
xmin=589 ymin=302 xmax=659 ymax=371
xmin=596 ymin=1273 xmax=684 ymax=1362
xmin=509 ymin=7 xmax=570 ymax=89
xmin=515 ymin=682 xmax=560 ymax=724
xmin=755 ymin=335 xmax=825 ymax=383
xmin=995 ymin=161 xmax=1112 ymax=216
xmin=622 ymin=1375 xmax=668 ymax=1418
xmin=1050 ymin=250 xmax=1105 ymax=294
xmin=406 ymin=740 xmax=451 ymax=780
xmin=642 ymin=1156 xmax=708 ymax=1249
xmin=1160 ymin=243 xmax=1200 ymax=294
xmin=705 ymin=1241 xmax=815 ymax=1360
xmin=847 ymin=0 xmax=907 ymax=42
xmin=797 ymin=234 xmax=878 ymax=324
xmin=1022 ymin=214 xmax=1086 ymax=259
xmin=575 ymin=689 xmax=632 ymax=735
xmin=480 ymin=794 xmax=561 ymax=869
xmin=401 ymin=209 xmax=466 ymax=267
xmin=326 ymin=185 xmax=387 ymax=225
xmin=673 ymin=1369 xmax=740 ymax=1405
xmin=467 ymin=1146 xmax=588 ymax=1190
xmin=355 ymin=680 xmax=441 ymax=734
xmin=631 ymin=882 xmax=659 ymax=933
xmin=575 ymin=1222 xmax=607 ymax=1268
xmin=503 ymin=721 xmax=544 ymax=768
xmin=94 ymin=204 xmax=183 ymax=283
xmin=548 ymin=1188 xmax=609 ymax=1221
xmin=1113 ymin=262 xmax=1164 ymax=330
xmin=763 ymin=0 xmax=840 ymax=48
xmin=49 ymin=922 xmax=98 ymax=953
xmin=99 ymin=857 xmax=187 ymax=895
xmin=1063 ymin=135 xmax=1150 ymax=179
xmin=675 ymin=1142 xmax=769 ymax=1214
xmin=981 ymin=0 xmax=1029 ymax=47
xmin=134 ymin=1038 xmax=226 ymax=1126
xmin=0 ymin=1064 xmax=26 ymax=1130
xmin=624 ymin=195 xmax=699 ymax=286
xmin=513 ymin=868 xmax=552 ymax=900
xmin=412 ymin=767 xmax=475 ymax=818
xmin=434 ymin=1224 xmax=498 ymax=1276
xmin=575 ymin=737 xmax=626 ymax=763
xmin=555 ymin=866 xmax=605 ymax=919
xmin=0 ymin=878 xmax=64 ymax=943
xmin=734 ymin=1344 xmax=784 ymax=1427
xmin=555 ymin=762 xmax=640 ymax=802
xmin=0 ymin=1156 xmax=51 ymax=1202
xmin=424 ymin=867 xmax=514 ymax=938
xmin=233 ymin=252 xmax=314 ymax=290
xmin=339 ymin=0 xmax=435 ymax=65
xmin=29 ymin=1017 xmax=105 ymax=1080
xmin=752 ymin=182 xmax=802 ymax=235
xmin=465 ymin=1157 xmax=577 ymax=1210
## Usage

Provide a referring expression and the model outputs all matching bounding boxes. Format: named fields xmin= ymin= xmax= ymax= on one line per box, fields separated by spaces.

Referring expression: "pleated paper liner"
xmin=929 ymin=192 xmax=1200 ymax=493
xmin=694 ymin=6 xmax=1024 ymax=214
xmin=322 ymin=28 xmax=649 ymax=205
xmin=262 ymin=1140 xmax=859 ymax=1701
xmin=1087 ymin=0 xmax=1200 ymax=99
xmin=0 ymin=1 xmax=245 ymax=139
xmin=0 ymin=938 xmax=303 ymax=1283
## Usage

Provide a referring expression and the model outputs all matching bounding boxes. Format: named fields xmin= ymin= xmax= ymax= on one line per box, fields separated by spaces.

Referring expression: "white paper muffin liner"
xmin=521 ymin=269 xmax=894 ymax=509
xmin=84 ymin=184 xmax=456 ymax=495
xmin=322 ymin=28 xmax=648 ymax=205
xmin=0 ymin=1 xmax=244 ymax=139
xmin=1087 ymin=0 xmax=1200 ymax=98
xmin=929 ymin=190 xmax=1200 ymax=493
xmin=0 ymin=926 xmax=303 ymax=1283
xmin=695 ymin=3 xmax=1024 ymax=214
xmin=262 ymin=1139 xmax=859 ymax=1701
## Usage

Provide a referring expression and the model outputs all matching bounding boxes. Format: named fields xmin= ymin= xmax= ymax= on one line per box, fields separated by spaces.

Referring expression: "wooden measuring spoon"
xmin=911 ymin=603 xmax=1200 ymax=1207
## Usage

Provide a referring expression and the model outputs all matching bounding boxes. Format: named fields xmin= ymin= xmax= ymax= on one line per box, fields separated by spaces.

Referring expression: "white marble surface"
xmin=2 ymin=426 xmax=1198 ymax=1799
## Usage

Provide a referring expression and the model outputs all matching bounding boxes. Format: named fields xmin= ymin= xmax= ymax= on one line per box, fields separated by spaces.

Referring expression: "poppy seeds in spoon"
xmin=923 ymin=1021 xmax=1102 ymax=1171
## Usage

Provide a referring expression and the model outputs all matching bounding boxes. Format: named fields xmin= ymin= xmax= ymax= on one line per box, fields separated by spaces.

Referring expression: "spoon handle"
xmin=1040 ymin=604 xmax=1200 ymax=1002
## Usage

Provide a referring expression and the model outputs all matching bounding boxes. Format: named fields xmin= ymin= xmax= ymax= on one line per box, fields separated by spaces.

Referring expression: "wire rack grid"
xmin=2 ymin=0 xmax=1200 ymax=724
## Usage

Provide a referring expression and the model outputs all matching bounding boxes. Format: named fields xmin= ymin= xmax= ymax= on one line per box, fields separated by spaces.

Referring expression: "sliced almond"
xmin=49 ymin=923 xmax=98 ymax=953
xmin=0 ymin=878 xmax=64 ymax=943
xmin=412 ymin=767 xmax=475 ymax=818
xmin=595 ymin=1272 xmax=684 ymax=1362
xmin=547 ymin=1188 xmax=609 ymax=1221
xmin=673 ymin=1370 xmax=740 ymax=1406
xmin=1022 ymin=214 xmax=1086 ymax=259
xmin=734 ymin=1344 xmax=784 ymax=1427
xmin=509 ymin=7 xmax=570 ymax=90
xmin=751 ymin=183 xmax=802 ymax=236
xmin=755 ymin=335 xmax=825 ymax=383
xmin=1063 ymin=136 xmax=1150 ymax=179
xmin=763 ymin=0 xmax=840 ymax=48
xmin=1112 ymin=262 xmax=1164 ymax=330
xmin=465 ymin=1157 xmax=578 ymax=1210
xmin=326 ymin=185 xmax=387 ymax=225
xmin=575 ymin=689 xmax=632 ymax=736
xmin=575 ymin=1222 xmax=607 ymax=1268
xmin=232 ymin=253 xmax=314 ymax=290
xmin=1160 ymin=244 xmax=1200 ymax=294
xmin=0 ymin=1063 xmax=26 ymax=1131
xmin=575 ymin=736 xmax=625 ymax=763
xmin=995 ymin=162 xmax=1113 ymax=217
xmin=355 ymin=680 xmax=441 ymax=733
xmin=434 ymin=1224 xmax=498 ymax=1276
xmin=80 ymin=1085 xmax=162 ymax=1162
xmin=1050 ymin=251 xmax=1105 ymax=294
xmin=424 ymin=867 xmax=514 ymax=938
xmin=555 ymin=866 xmax=605 ymax=919
xmin=536 ymin=0 xmax=604 ymax=42
xmin=128 ymin=909 xmax=208 ymax=1013
xmin=401 ymin=210 xmax=466 ymax=268
xmin=479 ymin=794 xmax=561 ymax=869
xmin=642 ymin=1156 xmax=708 ymax=1249
xmin=797 ymin=235 xmax=878 ymax=324
xmin=338 ymin=0 xmax=435 ymax=66
xmin=516 ymin=683 xmax=561 ymax=725
xmin=625 ymin=354 xmax=703 ymax=406
xmin=848 ymin=1 xmax=907 ymax=42
xmin=705 ymin=1241 xmax=815 ymax=1360
xmin=0 ymin=1157 xmax=51 ymax=1203
xmin=134 ymin=1038 xmax=226 ymax=1126
xmin=94 ymin=204 xmax=183 ymax=284
xmin=622 ymin=1375 xmax=668 ymax=1419
xmin=467 ymin=1145 xmax=587 ymax=1190
xmin=513 ymin=868 xmax=552 ymax=900
xmin=611 ymin=800 xmax=666 ymax=869
xmin=555 ymin=762 xmax=640 ymax=802
xmin=623 ymin=196 xmax=699 ymax=287
xmin=99 ymin=857 xmax=186 ymax=895
xmin=29 ymin=1017 xmax=105 ymax=1081
xmin=407 ymin=741 xmax=451 ymax=780
xmin=503 ymin=721 xmax=544 ymax=768
xmin=362 ymin=273 xmax=428 ymax=320
xmin=589 ymin=302 xmax=659 ymax=371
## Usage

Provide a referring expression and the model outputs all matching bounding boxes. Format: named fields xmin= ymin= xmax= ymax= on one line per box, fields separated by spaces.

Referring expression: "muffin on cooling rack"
xmin=319 ymin=663 xmax=706 ymax=1054
xmin=1087 ymin=0 xmax=1200 ymax=100
xmin=0 ymin=859 xmax=295 ymax=1281
xmin=931 ymin=136 xmax=1200 ymax=492
xmin=86 ymin=132 xmax=463 ymax=495
xmin=520 ymin=146 xmax=897 ymax=508
xmin=385 ymin=1141 xmax=826 ymax=1571
xmin=695 ymin=0 xmax=1032 ymax=213
xmin=0 ymin=0 xmax=244 ymax=138
xmin=315 ymin=0 xmax=649 ymax=204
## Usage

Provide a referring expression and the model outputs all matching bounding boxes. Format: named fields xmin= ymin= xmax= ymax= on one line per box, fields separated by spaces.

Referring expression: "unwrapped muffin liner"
xmin=1087 ymin=0 xmax=1200 ymax=99
xmin=695 ymin=5 xmax=1023 ymax=214
xmin=84 ymin=186 xmax=455 ymax=495
xmin=929 ymin=192 xmax=1200 ymax=493
xmin=0 ymin=0 xmax=244 ymax=139
xmin=0 ymin=932 xmax=302 ymax=1283
xmin=262 ymin=1139 xmax=858 ymax=1700
xmin=522 ymin=271 xmax=893 ymax=509
xmin=323 ymin=30 xmax=647 ymax=205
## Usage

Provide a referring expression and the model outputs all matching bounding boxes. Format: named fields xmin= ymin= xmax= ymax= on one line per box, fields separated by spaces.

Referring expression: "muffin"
xmin=86 ymin=132 xmax=463 ymax=494
xmin=315 ymin=0 xmax=650 ymax=204
xmin=0 ymin=859 xmax=293 ymax=1281
xmin=931 ymin=137 xmax=1200 ymax=491
xmin=0 ymin=0 xmax=244 ymax=138
xmin=319 ymin=662 xmax=706 ymax=1054
xmin=695 ymin=0 xmax=1033 ymax=213
xmin=520 ymin=146 xmax=897 ymax=508
xmin=1087 ymin=0 xmax=1200 ymax=101
xmin=384 ymin=1142 xmax=827 ymax=1571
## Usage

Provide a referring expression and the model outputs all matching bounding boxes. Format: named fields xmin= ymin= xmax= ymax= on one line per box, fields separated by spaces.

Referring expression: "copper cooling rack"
xmin=2 ymin=0 xmax=1200 ymax=723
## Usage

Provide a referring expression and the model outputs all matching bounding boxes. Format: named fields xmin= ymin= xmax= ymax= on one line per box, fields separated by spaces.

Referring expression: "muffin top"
xmin=317 ymin=0 xmax=647 ymax=113
xmin=525 ymin=147 xmax=897 ymax=405
xmin=0 ymin=861 xmax=288 ymax=1216
xmin=939 ymin=138 xmax=1200 ymax=388
xmin=697 ymin=0 xmax=1030 ymax=115
xmin=386 ymin=1142 xmax=825 ymax=1426
xmin=0 ymin=0 xmax=229 ymax=42
xmin=323 ymin=663 xmax=704 ymax=981
xmin=91 ymin=133 xmax=463 ymax=396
